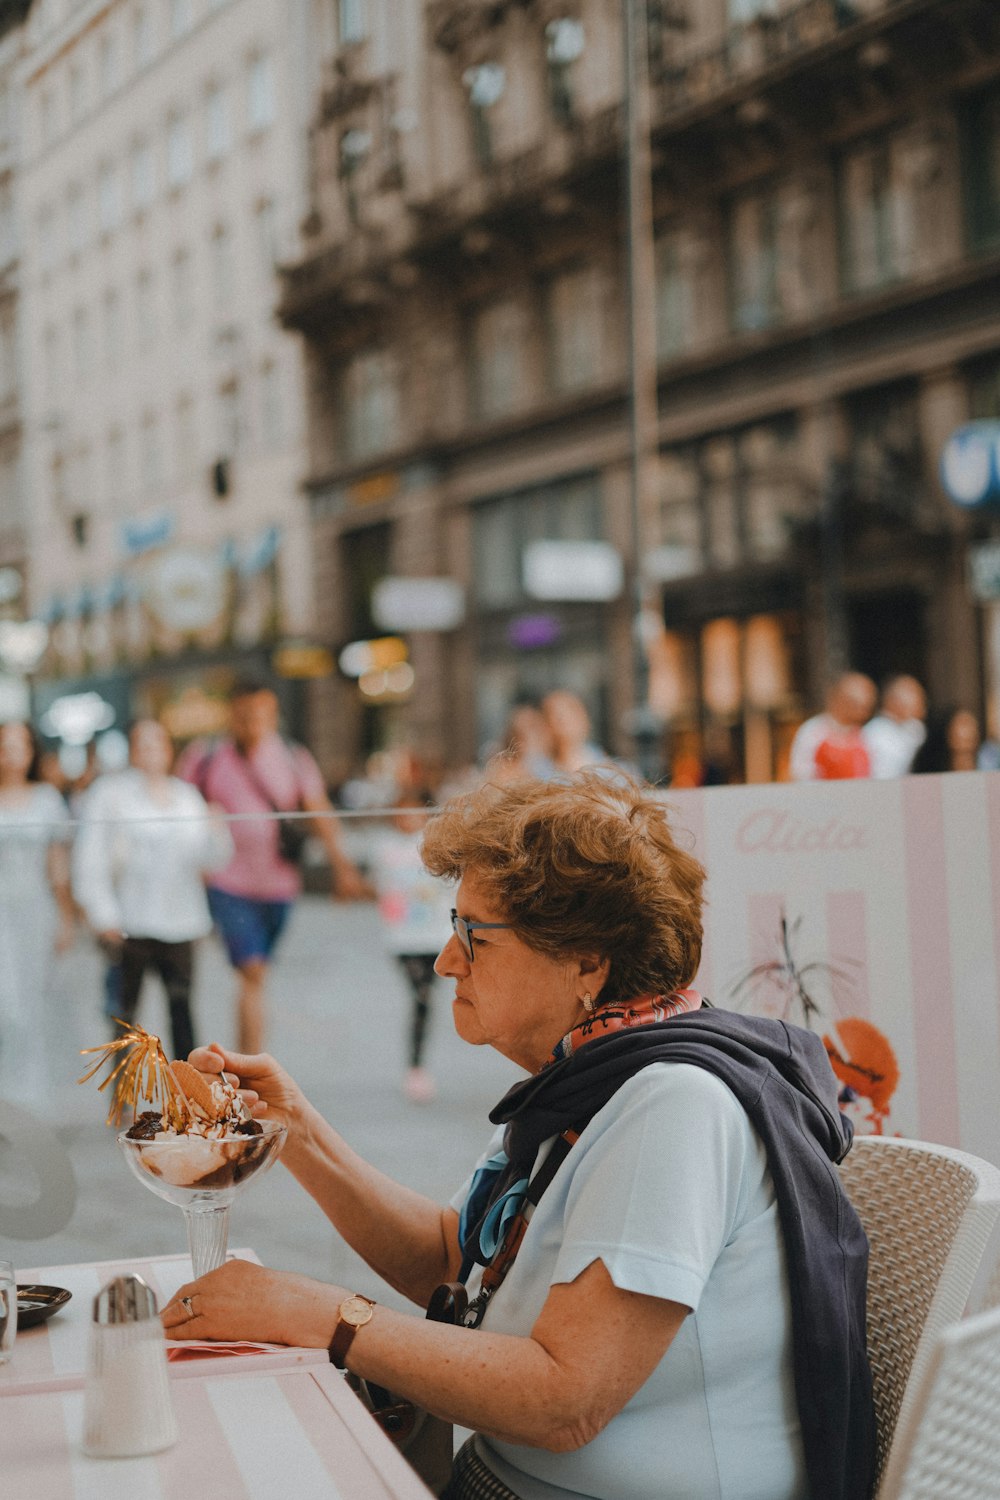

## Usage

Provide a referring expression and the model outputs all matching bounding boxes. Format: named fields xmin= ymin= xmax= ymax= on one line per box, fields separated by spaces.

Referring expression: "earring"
xmin=581 ymin=993 xmax=595 ymax=1016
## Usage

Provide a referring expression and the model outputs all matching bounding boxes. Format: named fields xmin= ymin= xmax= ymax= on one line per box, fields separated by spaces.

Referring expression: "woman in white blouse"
xmin=73 ymin=719 xmax=232 ymax=1057
xmin=0 ymin=721 xmax=75 ymax=1103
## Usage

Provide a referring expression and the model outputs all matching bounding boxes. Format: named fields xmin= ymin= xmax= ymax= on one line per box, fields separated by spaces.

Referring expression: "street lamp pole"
xmin=622 ymin=0 xmax=661 ymax=780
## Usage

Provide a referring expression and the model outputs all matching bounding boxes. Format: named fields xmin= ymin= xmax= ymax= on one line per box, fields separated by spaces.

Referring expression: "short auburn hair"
xmin=421 ymin=771 xmax=705 ymax=1004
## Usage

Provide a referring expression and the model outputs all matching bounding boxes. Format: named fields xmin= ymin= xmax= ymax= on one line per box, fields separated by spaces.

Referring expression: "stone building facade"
xmin=283 ymin=0 xmax=1000 ymax=783
xmin=19 ymin=0 xmax=318 ymax=742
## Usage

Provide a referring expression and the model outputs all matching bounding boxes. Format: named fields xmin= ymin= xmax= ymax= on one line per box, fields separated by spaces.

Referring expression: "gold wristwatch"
xmin=328 ymin=1293 xmax=376 ymax=1369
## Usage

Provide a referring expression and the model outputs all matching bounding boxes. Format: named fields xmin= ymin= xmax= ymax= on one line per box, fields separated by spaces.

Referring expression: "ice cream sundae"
xmin=81 ymin=1022 xmax=286 ymax=1275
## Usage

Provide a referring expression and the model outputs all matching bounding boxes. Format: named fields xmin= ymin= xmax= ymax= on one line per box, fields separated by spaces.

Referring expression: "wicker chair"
xmin=835 ymin=1137 xmax=1000 ymax=1490
xmin=874 ymin=1303 xmax=1000 ymax=1499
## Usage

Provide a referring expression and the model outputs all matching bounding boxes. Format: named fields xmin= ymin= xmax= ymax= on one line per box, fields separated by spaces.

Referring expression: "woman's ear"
xmin=579 ymin=954 xmax=611 ymax=1001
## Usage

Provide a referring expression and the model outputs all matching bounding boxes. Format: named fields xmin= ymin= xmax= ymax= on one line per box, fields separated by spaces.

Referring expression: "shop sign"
xmin=523 ymin=541 xmax=623 ymax=602
xmin=940 ymin=422 xmax=1000 ymax=509
xmin=348 ymin=472 xmax=400 ymax=508
xmin=372 ymin=577 xmax=465 ymax=631
xmin=120 ymin=510 xmax=175 ymax=557
xmin=273 ymin=643 xmax=335 ymax=679
xmin=968 ymin=538 xmax=1000 ymax=602
xmin=41 ymin=690 xmax=116 ymax=744
xmin=0 ymin=619 xmax=49 ymax=674
xmin=338 ymin=636 xmax=408 ymax=678
xmin=143 ymin=548 xmax=228 ymax=633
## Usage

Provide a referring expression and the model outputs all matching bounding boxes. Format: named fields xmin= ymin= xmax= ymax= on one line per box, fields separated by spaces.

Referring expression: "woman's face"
xmin=0 ymin=721 xmax=34 ymax=779
xmin=435 ymin=868 xmax=603 ymax=1073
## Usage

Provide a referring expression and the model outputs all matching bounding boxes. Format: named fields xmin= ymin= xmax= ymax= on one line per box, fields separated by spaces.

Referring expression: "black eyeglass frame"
xmin=450 ymin=909 xmax=512 ymax=962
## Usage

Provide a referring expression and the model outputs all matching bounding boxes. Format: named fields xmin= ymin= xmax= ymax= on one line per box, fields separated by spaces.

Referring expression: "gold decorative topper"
xmin=79 ymin=1019 xmax=191 ymax=1129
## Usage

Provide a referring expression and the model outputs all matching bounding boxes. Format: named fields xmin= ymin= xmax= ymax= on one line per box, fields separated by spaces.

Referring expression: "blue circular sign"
xmin=940 ymin=422 xmax=1000 ymax=508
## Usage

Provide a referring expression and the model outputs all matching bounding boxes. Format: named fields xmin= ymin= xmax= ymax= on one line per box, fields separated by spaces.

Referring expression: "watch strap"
xmin=328 ymin=1294 xmax=375 ymax=1369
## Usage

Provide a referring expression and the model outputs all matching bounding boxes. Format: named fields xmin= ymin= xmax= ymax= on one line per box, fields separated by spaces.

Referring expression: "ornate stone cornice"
xmin=428 ymin=1 xmax=518 ymax=55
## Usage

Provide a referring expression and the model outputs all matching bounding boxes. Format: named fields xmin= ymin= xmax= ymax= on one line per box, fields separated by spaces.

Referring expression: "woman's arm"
xmin=46 ymin=841 xmax=76 ymax=951
xmin=189 ymin=1046 xmax=461 ymax=1304
xmin=163 ymin=1256 xmax=687 ymax=1451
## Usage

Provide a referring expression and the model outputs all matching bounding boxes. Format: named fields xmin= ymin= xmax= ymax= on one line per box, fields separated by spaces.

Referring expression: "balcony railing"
xmin=658 ymin=0 xmax=861 ymax=111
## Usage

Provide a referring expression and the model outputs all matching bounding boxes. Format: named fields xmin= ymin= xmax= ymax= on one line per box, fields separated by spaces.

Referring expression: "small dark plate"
xmin=16 ymin=1284 xmax=72 ymax=1330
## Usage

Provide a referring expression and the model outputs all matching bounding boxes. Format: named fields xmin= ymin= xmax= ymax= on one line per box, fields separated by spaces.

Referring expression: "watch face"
xmin=342 ymin=1295 xmax=373 ymax=1327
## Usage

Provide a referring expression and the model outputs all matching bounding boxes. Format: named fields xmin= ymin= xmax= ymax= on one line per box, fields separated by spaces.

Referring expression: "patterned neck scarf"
xmin=459 ymin=989 xmax=703 ymax=1275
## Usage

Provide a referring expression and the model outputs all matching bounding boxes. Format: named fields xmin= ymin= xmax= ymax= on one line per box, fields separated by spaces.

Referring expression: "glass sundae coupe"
xmin=118 ymin=1119 xmax=286 ymax=1277
xmin=79 ymin=1022 xmax=287 ymax=1278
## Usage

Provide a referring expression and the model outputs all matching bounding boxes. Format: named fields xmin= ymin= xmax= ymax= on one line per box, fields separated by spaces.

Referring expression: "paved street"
xmin=2 ymin=897 xmax=515 ymax=1312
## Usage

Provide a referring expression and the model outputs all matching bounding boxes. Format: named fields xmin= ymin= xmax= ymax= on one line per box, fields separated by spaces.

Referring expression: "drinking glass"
xmin=117 ymin=1122 xmax=286 ymax=1277
xmin=0 ymin=1259 xmax=16 ymax=1363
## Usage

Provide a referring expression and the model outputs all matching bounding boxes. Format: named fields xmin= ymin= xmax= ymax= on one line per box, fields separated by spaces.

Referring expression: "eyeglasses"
xmin=450 ymin=909 xmax=512 ymax=963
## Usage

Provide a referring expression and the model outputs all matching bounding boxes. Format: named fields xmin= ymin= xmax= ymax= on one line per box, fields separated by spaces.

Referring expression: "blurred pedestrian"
xmin=178 ymin=678 xmax=369 ymax=1054
xmin=789 ymin=673 xmax=877 ymax=781
xmin=73 ymin=720 xmax=232 ymax=1060
xmin=0 ymin=721 xmax=75 ymax=1103
xmin=862 ymin=675 xmax=927 ymax=778
xmin=484 ymin=703 xmax=556 ymax=784
xmin=541 ymin=690 xmax=612 ymax=776
xmin=911 ymin=708 xmax=982 ymax=775
xmin=369 ymin=787 xmax=453 ymax=1103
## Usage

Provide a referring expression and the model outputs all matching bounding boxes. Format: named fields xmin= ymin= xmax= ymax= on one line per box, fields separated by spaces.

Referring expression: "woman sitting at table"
xmin=164 ymin=772 xmax=874 ymax=1500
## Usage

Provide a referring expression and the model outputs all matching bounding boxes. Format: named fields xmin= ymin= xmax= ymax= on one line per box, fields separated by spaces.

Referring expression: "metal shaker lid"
xmin=93 ymin=1273 xmax=159 ymax=1325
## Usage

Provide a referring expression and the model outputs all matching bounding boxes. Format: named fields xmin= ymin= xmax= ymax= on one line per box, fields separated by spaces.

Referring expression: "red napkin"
xmin=166 ymin=1340 xmax=290 ymax=1361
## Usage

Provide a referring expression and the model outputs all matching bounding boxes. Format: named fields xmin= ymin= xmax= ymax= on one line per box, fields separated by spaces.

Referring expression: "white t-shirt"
xmin=861 ymin=715 xmax=925 ymax=778
xmin=73 ymin=769 xmax=233 ymax=941
xmin=451 ymin=1064 xmax=807 ymax=1500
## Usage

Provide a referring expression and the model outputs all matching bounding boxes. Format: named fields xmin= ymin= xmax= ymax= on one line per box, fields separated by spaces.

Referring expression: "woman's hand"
xmin=161 ymin=1259 xmax=343 ymax=1348
xmin=184 ymin=1044 xmax=307 ymax=1131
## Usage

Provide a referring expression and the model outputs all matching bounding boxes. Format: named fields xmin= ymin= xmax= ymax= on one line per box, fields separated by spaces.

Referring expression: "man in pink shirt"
xmin=179 ymin=680 xmax=368 ymax=1053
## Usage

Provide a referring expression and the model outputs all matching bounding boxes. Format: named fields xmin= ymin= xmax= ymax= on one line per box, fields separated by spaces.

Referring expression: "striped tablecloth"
xmin=1 ymin=1365 xmax=432 ymax=1498
xmin=2 ymin=1251 xmax=326 ymax=1395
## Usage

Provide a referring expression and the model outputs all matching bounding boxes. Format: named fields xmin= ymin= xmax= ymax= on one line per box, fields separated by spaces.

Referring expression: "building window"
xmin=140 ymin=412 xmax=162 ymax=493
xmin=247 ymin=54 xmax=274 ymax=133
xmin=38 ymin=202 xmax=58 ymax=270
xmin=40 ymin=87 xmax=57 ymax=148
xmin=135 ymin=269 xmax=156 ymax=347
xmin=174 ymin=392 xmax=197 ymax=481
xmin=169 ymin=0 xmax=193 ymax=40
xmin=655 ymin=231 xmax=692 ymax=359
xmin=345 ymin=350 xmax=400 ymax=460
xmin=548 ymin=266 xmax=603 ymax=394
xmin=217 ymin=379 xmax=242 ymax=458
xmin=259 ymin=359 xmax=283 ymax=448
xmin=166 ymin=113 xmax=193 ymax=188
xmin=205 ymin=83 xmax=230 ymax=161
xmin=339 ymin=0 xmax=367 ymax=44
xmin=210 ymin=224 xmax=235 ymax=312
xmin=170 ymin=247 xmax=194 ymax=329
xmin=545 ymin=19 xmax=585 ymax=126
xmin=728 ymin=0 xmax=779 ymax=19
xmin=134 ymin=5 xmax=155 ymax=69
xmin=71 ymin=306 xmax=93 ymax=381
xmin=473 ymin=474 xmax=604 ymax=614
xmin=730 ymin=185 xmax=780 ymax=332
xmin=43 ymin=324 xmax=62 ymax=402
xmin=463 ymin=62 xmax=506 ymax=168
xmin=0 ymin=181 xmax=12 ymax=269
xmin=66 ymin=183 xmax=86 ymax=258
xmin=102 ymin=288 xmax=122 ymax=368
xmin=99 ymin=30 xmax=121 ymax=98
xmin=473 ymin=299 xmax=530 ymax=420
xmin=254 ymin=197 xmax=277 ymax=277
xmin=97 ymin=161 xmax=122 ymax=234
xmin=963 ymin=85 xmax=1000 ymax=253
xmin=105 ymin=426 xmax=125 ymax=508
xmin=131 ymin=137 xmax=155 ymax=210
xmin=840 ymin=137 xmax=896 ymax=293
xmin=68 ymin=63 xmax=86 ymax=125
xmin=0 ymin=310 xmax=16 ymax=403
